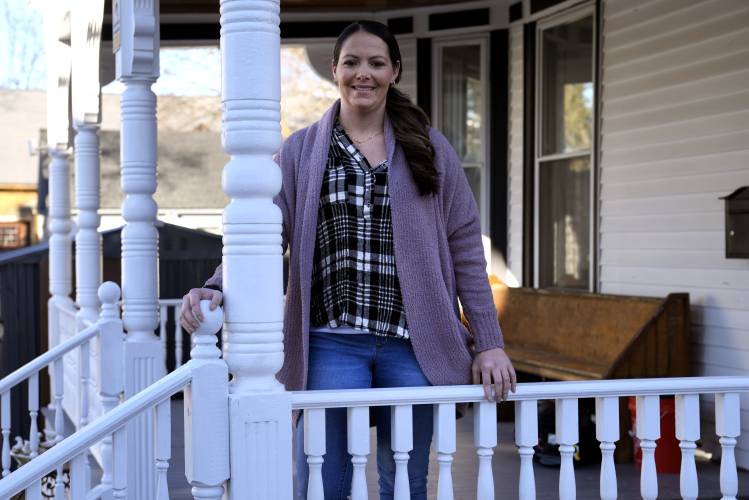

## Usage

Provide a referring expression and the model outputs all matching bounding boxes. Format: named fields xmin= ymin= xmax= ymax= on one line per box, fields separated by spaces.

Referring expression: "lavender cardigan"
xmin=206 ymin=101 xmax=504 ymax=392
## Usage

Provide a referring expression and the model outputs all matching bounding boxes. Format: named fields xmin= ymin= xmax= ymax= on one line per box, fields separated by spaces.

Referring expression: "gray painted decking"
xmin=166 ymin=399 xmax=749 ymax=499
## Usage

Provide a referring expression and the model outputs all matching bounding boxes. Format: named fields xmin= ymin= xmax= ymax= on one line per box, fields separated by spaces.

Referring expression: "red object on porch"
xmin=628 ymin=396 xmax=681 ymax=474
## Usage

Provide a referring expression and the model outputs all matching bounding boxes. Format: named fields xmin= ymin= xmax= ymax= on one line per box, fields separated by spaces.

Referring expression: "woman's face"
xmin=332 ymin=31 xmax=400 ymax=115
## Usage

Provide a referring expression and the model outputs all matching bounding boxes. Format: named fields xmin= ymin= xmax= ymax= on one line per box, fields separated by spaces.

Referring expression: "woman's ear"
xmin=331 ymin=60 xmax=337 ymax=83
xmin=394 ymin=60 xmax=401 ymax=83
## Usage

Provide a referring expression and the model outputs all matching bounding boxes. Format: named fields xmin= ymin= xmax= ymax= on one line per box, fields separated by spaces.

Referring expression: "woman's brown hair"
xmin=333 ymin=21 xmax=439 ymax=196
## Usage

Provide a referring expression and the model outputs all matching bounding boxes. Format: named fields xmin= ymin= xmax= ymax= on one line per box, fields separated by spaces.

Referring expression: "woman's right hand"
xmin=180 ymin=288 xmax=223 ymax=333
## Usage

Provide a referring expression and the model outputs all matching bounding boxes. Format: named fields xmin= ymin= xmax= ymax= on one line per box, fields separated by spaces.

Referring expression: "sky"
xmin=1 ymin=0 xmax=224 ymax=96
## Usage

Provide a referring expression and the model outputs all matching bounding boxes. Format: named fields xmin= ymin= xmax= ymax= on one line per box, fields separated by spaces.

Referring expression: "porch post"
xmin=71 ymin=1 xmax=105 ymax=489
xmin=71 ymin=0 xmax=105 ymax=327
xmin=45 ymin=3 xmax=74 ymax=348
xmin=218 ymin=1 xmax=290 ymax=498
xmin=113 ymin=1 xmax=163 ymax=498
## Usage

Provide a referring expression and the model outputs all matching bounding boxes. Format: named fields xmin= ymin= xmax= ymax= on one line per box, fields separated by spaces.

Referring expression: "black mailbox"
xmin=721 ymin=186 xmax=749 ymax=259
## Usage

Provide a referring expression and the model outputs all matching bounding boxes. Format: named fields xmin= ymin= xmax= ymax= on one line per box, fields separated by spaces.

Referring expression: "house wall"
xmin=598 ymin=0 xmax=749 ymax=466
xmin=507 ymin=0 xmax=749 ymax=467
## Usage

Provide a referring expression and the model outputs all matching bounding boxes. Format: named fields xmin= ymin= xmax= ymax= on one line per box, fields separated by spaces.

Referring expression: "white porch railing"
xmin=4 ymin=315 xmax=747 ymax=500
xmin=57 ymin=298 xmax=186 ymax=437
xmin=0 ymin=299 xmax=227 ymax=500
xmin=292 ymin=377 xmax=747 ymax=500
xmin=0 ymin=282 xmax=124 ymax=499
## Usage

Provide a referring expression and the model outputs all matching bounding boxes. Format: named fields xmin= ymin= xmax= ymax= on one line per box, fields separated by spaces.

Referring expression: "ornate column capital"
xmin=71 ymin=0 xmax=105 ymax=126
xmin=112 ymin=0 xmax=160 ymax=80
xmin=45 ymin=2 xmax=72 ymax=151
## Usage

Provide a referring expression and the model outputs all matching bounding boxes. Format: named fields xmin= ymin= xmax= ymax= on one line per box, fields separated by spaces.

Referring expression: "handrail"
xmin=291 ymin=376 xmax=749 ymax=409
xmin=158 ymin=298 xmax=183 ymax=306
xmin=0 ymin=322 xmax=100 ymax=394
xmin=0 ymin=363 xmax=194 ymax=497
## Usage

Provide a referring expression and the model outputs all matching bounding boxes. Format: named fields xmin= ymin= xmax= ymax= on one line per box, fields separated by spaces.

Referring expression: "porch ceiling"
xmin=156 ymin=0 xmax=474 ymax=14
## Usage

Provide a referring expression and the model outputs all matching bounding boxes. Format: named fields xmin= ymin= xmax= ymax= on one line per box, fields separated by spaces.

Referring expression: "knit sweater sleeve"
xmin=203 ymin=130 xmax=303 ymax=291
xmin=433 ymin=130 xmax=505 ymax=351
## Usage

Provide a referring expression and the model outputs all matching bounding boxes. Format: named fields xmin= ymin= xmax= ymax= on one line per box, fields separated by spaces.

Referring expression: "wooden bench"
xmin=498 ymin=287 xmax=691 ymax=381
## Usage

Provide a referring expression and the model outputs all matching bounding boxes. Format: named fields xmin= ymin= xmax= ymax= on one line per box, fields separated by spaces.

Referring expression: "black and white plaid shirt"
xmin=310 ymin=121 xmax=410 ymax=339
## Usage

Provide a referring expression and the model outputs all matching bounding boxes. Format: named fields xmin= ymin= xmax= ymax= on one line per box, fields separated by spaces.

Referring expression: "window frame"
xmin=432 ymin=35 xmax=491 ymax=236
xmin=532 ymin=2 xmax=597 ymax=291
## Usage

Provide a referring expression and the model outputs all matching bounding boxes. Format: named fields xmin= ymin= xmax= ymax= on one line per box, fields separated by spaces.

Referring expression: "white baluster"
xmin=97 ymin=282 xmax=124 ymax=500
xmin=79 ymin=339 xmax=92 ymax=488
xmin=115 ymin=0 xmax=163 ymax=496
xmin=515 ymin=400 xmax=537 ymax=500
xmin=29 ymin=373 xmax=40 ymax=459
xmin=155 ymin=399 xmax=171 ymax=500
xmin=434 ymin=403 xmax=456 ymax=500
xmin=675 ymin=394 xmax=699 ymax=500
xmin=392 ymin=405 xmax=413 ymax=500
xmin=348 ymin=406 xmax=370 ymax=500
xmin=595 ymin=397 xmax=619 ymax=500
xmin=305 ymin=408 xmax=326 ymax=500
xmin=192 ymin=485 xmax=225 ymax=499
xmin=112 ymin=426 xmax=128 ymax=499
xmin=71 ymin=452 xmax=88 ymax=498
xmin=636 ymin=395 xmax=660 ymax=500
xmin=556 ymin=398 xmax=578 ymax=500
xmin=185 ymin=301 xmax=228 ymax=500
xmin=219 ymin=1 xmax=291 ymax=499
xmin=473 ymin=401 xmax=497 ymax=500
xmin=175 ymin=304 xmax=184 ymax=369
xmin=716 ymin=393 xmax=740 ymax=500
xmin=25 ymin=481 xmax=42 ymax=500
xmin=160 ymin=305 xmax=168 ymax=368
xmin=53 ymin=358 xmax=66 ymax=499
xmin=1 ymin=391 xmax=9 ymax=477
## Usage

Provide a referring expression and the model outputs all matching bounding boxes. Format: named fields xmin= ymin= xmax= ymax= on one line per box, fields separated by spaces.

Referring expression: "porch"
xmin=0 ymin=0 xmax=747 ymax=497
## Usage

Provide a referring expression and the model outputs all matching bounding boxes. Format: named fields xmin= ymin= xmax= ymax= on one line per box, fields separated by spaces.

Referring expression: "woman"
xmin=181 ymin=20 xmax=515 ymax=500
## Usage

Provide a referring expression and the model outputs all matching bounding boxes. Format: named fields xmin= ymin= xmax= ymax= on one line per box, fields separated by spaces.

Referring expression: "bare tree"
xmin=0 ymin=0 xmax=46 ymax=90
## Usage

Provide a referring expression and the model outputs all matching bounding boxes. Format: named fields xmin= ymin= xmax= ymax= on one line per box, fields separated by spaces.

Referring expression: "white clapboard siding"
xmin=506 ymin=24 xmax=524 ymax=283
xmin=600 ymin=0 xmax=749 ymax=468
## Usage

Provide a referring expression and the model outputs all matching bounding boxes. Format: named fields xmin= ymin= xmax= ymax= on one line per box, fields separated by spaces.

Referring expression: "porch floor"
xmin=166 ymin=399 xmax=749 ymax=499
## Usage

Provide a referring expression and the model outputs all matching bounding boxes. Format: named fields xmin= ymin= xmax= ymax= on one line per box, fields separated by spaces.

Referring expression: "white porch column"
xmin=113 ymin=1 xmax=162 ymax=499
xmin=219 ymin=1 xmax=290 ymax=498
xmin=45 ymin=3 xmax=74 ymax=347
xmin=71 ymin=1 xmax=105 ymax=489
xmin=72 ymin=0 xmax=105 ymax=327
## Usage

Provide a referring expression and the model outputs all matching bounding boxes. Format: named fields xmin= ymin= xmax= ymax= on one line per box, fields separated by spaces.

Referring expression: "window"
xmin=535 ymin=7 xmax=595 ymax=290
xmin=434 ymin=38 xmax=489 ymax=233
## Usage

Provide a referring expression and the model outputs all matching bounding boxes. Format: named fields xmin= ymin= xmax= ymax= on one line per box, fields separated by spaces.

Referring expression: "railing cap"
xmin=98 ymin=281 xmax=121 ymax=305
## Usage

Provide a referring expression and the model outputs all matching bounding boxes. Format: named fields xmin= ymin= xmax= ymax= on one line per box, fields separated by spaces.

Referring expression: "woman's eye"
xmin=343 ymin=61 xmax=355 ymax=67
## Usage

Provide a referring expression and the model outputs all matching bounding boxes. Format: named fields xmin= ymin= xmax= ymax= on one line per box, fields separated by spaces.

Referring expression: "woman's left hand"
xmin=472 ymin=348 xmax=517 ymax=402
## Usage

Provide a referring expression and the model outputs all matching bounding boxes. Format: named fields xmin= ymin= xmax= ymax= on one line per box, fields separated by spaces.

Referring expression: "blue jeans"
xmin=294 ymin=332 xmax=433 ymax=500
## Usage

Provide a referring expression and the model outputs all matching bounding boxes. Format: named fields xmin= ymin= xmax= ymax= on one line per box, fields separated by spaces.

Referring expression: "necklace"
xmin=348 ymin=129 xmax=383 ymax=145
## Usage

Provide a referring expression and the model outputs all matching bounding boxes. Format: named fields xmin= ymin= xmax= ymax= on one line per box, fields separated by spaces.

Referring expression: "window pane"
xmin=440 ymin=45 xmax=482 ymax=163
xmin=463 ymin=166 xmax=481 ymax=209
xmin=541 ymin=16 xmax=594 ymax=155
xmin=538 ymin=157 xmax=590 ymax=289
